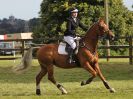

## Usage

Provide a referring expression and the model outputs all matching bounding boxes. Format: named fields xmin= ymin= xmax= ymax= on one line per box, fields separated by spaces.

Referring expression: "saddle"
xmin=58 ymin=37 xmax=82 ymax=65
xmin=58 ymin=39 xmax=79 ymax=55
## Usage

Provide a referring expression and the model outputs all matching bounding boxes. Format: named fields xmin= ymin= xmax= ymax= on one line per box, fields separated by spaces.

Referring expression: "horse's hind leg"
xmin=95 ymin=63 xmax=116 ymax=93
xmin=47 ymin=65 xmax=68 ymax=94
xmin=36 ymin=66 xmax=47 ymax=95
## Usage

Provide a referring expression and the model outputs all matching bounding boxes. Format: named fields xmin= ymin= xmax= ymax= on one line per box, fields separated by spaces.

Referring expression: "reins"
xmin=80 ymin=41 xmax=96 ymax=56
xmin=77 ymin=22 xmax=99 ymax=56
xmin=78 ymin=22 xmax=110 ymax=56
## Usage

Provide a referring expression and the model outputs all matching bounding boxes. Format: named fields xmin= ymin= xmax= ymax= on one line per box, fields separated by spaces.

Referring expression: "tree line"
xmin=0 ymin=16 xmax=40 ymax=35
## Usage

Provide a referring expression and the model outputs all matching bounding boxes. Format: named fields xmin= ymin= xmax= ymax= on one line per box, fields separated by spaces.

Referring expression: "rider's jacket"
xmin=64 ymin=17 xmax=88 ymax=37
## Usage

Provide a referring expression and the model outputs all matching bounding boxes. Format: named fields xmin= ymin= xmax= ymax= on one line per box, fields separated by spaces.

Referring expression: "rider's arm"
xmin=79 ymin=21 xmax=88 ymax=31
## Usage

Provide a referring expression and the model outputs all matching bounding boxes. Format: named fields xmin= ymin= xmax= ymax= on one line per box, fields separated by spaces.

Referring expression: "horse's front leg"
xmin=81 ymin=75 xmax=95 ymax=86
xmin=81 ymin=61 xmax=97 ymax=86
xmin=94 ymin=63 xmax=116 ymax=93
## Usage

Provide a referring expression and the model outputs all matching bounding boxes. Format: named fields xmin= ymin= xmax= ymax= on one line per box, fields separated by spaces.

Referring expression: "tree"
xmin=33 ymin=0 xmax=133 ymax=55
xmin=0 ymin=16 xmax=40 ymax=34
xmin=109 ymin=0 xmax=133 ymax=36
xmin=35 ymin=0 xmax=105 ymax=38
xmin=29 ymin=18 xmax=41 ymax=32
xmin=35 ymin=0 xmax=133 ymax=39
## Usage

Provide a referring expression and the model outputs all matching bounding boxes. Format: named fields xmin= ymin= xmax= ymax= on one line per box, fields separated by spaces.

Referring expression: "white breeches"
xmin=64 ymin=36 xmax=76 ymax=49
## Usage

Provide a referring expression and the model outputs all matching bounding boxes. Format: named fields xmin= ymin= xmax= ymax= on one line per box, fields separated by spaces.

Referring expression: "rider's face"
xmin=71 ymin=12 xmax=78 ymax=18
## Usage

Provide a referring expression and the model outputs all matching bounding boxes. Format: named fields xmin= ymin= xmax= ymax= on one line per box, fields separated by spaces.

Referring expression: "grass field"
xmin=0 ymin=58 xmax=133 ymax=99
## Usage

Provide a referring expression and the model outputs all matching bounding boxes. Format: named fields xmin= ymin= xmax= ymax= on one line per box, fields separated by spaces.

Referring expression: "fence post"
xmin=22 ymin=40 xmax=25 ymax=57
xmin=129 ymin=36 xmax=133 ymax=65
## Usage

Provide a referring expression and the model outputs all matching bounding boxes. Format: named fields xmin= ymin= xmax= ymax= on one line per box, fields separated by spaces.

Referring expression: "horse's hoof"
xmin=36 ymin=89 xmax=41 ymax=95
xmin=61 ymin=88 xmax=68 ymax=95
xmin=110 ymin=88 xmax=116 ymax=93
xmin=81 ymin=81 xmax=86 ymax=86
xmin=62 ymin=91 xmax=68 ymax=95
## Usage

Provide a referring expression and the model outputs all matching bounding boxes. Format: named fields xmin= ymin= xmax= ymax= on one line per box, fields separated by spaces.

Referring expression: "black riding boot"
xmin=68 ymin=48 xmax=75 ymax=63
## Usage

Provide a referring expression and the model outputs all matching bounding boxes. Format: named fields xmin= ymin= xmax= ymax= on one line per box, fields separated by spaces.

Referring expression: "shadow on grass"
xmin=0 ymin=62 xmax=133 ymax=83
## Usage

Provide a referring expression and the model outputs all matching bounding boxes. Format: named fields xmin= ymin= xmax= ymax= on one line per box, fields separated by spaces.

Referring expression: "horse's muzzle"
xmin=109 ymin=34 xmax=115 ymax=40
xmin=107 ymin=30 xmax=115 ymax=40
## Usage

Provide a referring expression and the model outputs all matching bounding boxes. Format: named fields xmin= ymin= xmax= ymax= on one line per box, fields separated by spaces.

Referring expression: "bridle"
xmin=97 ymin=22 xmax=111 ymax=40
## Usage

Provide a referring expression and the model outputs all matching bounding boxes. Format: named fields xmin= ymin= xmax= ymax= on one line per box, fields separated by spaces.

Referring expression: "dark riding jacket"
xmin=64 ymin=17 xmax=88 ymax=37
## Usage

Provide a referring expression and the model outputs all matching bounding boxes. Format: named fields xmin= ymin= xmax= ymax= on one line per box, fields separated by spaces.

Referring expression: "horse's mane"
xmin=81 ymin=22 xmax=98 ymax=40
xmin=86 ymin=22 xmax=97 ymax=33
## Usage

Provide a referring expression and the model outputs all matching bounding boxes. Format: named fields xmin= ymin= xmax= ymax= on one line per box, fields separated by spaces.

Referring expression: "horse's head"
xmin=97 ymin=18 xmax=115 ymax=40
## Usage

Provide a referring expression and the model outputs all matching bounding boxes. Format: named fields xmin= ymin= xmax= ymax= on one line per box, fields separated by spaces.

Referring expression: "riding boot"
xmin=68 ymin=48 xmax=75 ymax=63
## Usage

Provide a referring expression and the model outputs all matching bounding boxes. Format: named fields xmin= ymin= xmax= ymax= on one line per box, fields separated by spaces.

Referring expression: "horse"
xmin=13 ymin=18 xmax=116 ymax=95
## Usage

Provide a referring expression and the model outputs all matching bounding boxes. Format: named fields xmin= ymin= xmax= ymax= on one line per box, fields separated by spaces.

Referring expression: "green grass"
xmin=0 ymin=59 xmax=133 ymax=99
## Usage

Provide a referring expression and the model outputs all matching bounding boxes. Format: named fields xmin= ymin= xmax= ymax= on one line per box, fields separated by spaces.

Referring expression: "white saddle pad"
xmin=58 ymin=42 xmax=68 ymax=55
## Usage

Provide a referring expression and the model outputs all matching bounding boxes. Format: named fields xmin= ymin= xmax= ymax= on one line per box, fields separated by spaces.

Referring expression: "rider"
xmin=64 ymin=7 xmax=88 ymax=63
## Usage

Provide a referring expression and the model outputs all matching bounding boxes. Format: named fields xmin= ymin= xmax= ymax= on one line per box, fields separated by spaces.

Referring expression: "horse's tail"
xmin=12 ymin=47 xmax=33 ymax=74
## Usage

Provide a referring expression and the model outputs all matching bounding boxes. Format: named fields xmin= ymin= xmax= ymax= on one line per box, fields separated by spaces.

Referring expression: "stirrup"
xmin=68 ymin=57 xmax=75 ymax=64
xmin=74 ymin=47 xmax=78 ymax=54
xmin=68 ymin=59 xmax=75 ymax=64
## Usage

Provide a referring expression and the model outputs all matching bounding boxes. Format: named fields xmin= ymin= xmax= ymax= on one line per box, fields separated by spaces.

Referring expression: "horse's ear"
xmin=98 ymin=18 xmax=105 ymax=23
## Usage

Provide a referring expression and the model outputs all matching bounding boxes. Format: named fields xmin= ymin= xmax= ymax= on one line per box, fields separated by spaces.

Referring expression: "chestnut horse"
xmin=13 ymin=18 xmax=116 ymax=95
